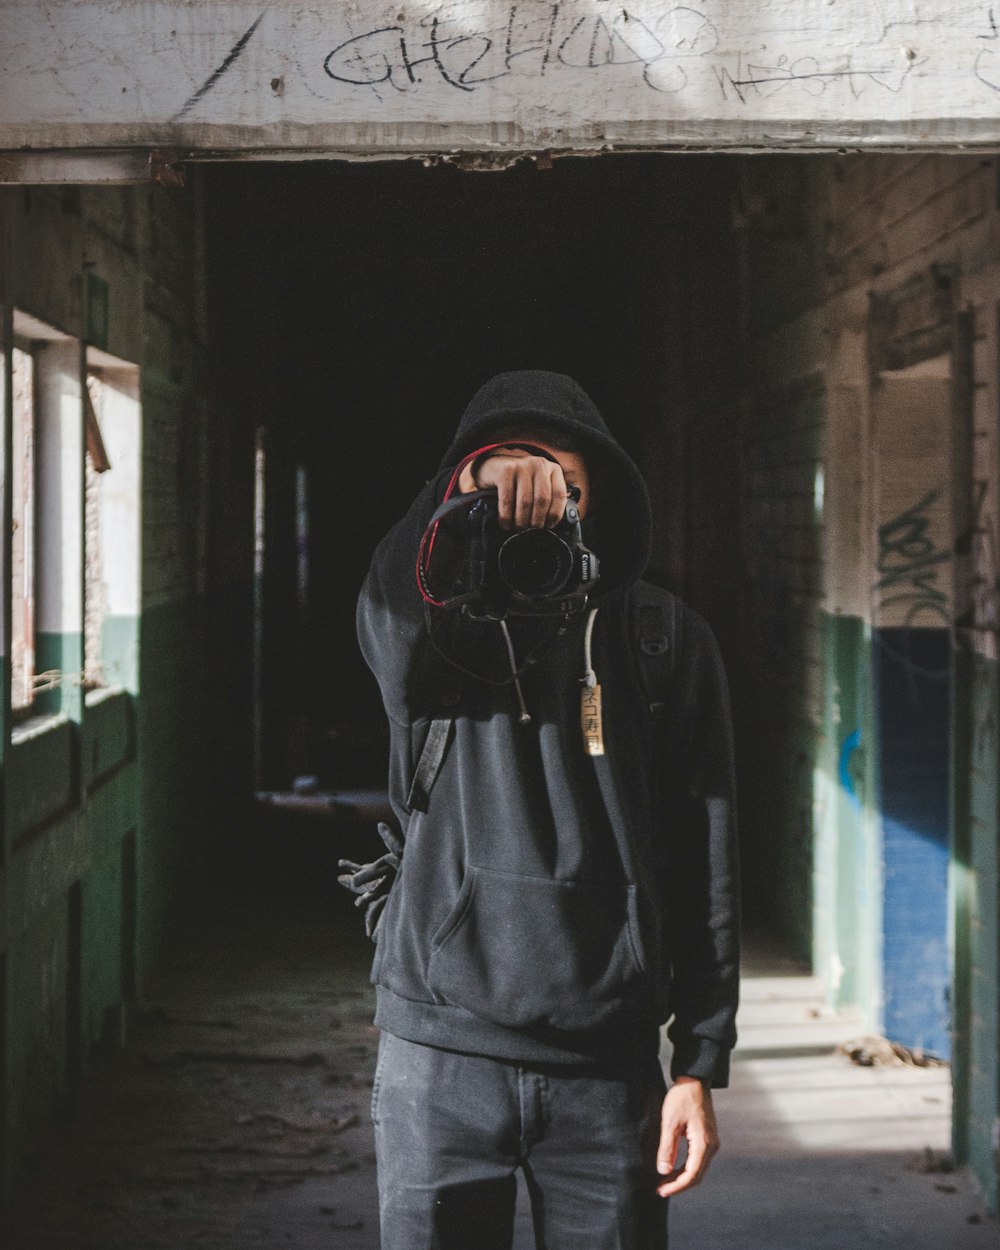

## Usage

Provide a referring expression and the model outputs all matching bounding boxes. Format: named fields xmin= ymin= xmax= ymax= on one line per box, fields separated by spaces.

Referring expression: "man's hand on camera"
xmin=458 ymin=449 xmax=569 ymax=531
xmin=654 ymin=1076 xmax=720 ymax=1198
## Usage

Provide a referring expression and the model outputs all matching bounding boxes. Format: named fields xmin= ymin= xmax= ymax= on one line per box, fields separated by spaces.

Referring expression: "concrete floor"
xmin=1 ymin=827 xmax=996 ymax=1250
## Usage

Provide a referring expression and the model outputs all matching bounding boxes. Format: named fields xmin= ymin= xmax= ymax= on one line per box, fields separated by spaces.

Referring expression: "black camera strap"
xmin=423 ymin=602 xmax=571 ymax=687
xmin=407 ymin=615 xmax=568 ymax=813
xmin=406 ymin=716 xmax=454 ymax=814
xmin=416 ymin=489 xmax=498 ymax=610
xmin=425 ymin=487 xmax=496 ymax=528
xmin=407 ymin=587 xmax=681 ymax=815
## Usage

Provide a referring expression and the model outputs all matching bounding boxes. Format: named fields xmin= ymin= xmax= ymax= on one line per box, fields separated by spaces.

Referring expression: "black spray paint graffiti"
xmin=722 ymin=3 xmax=995 ymax=102
xmin=714 ymin=51 xmax=924 ymax=104
xmin=975 ymin=5 xmax=1000 ymax=90
xmin=172 ymin=11 xmax=266 ymax=121
xmin=160 ymin=2 xmax=1000 ymax=115
xmin=323 ymin=5 xmax=716 ymax=95
xmin=955 ymin=478 xmax=1000 ymax=634
xmin=318 ymin=2 xmax=1000 ymax=102
xmin=875 ymin=490 xmax=952 ymax=626
xmin=950 ymin=478 xmax=1000 ymax=766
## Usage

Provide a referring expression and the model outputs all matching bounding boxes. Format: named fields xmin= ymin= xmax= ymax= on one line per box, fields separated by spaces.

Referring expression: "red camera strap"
xmin=415 ymin=442 xmax=559 ymax=607
xmin=415 ymin=444 xmax=506 ymax=607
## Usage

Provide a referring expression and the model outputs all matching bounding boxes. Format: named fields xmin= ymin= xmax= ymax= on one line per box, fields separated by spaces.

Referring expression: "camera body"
xmin=463 ymin=485 xmax=600 ymax=617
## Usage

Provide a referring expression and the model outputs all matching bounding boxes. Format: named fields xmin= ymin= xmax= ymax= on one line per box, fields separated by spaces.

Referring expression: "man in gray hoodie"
xmin=345 ymin=371 xmax=740 ymax=1249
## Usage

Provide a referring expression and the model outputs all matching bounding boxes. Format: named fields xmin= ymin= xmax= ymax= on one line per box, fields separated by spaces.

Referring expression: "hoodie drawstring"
xmin=582 ymin=607 xmax=598 ymax=689
xmin=498 ymin=608 xmax=603 ymax=753
xmin=499 ymin=619 xmax=532 ymax=724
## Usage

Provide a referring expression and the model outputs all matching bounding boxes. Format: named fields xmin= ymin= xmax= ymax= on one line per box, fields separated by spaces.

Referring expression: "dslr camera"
xmin=463 ymin=484 xmax=599 ymax=617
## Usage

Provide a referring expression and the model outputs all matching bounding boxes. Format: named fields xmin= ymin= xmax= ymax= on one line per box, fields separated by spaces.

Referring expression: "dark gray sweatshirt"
xmin=356 ymin=371 xmax=740 ymax=1086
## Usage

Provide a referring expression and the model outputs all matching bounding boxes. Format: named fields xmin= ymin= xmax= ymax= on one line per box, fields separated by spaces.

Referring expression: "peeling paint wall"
xmin=729 ymin=152 xmax=1000 ymax=1209
xmin=0 ymin=178 xmax=253 ymax=1200
xmin=3 ymin=2 xmax=1000 ymax=155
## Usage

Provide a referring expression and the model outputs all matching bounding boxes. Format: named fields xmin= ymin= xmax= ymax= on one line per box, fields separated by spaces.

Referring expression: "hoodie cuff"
xmin=669 ymin=1036 xmax=731 ymax=1089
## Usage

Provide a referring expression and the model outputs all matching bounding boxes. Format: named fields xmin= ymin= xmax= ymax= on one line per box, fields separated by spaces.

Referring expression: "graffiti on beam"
xmin=315 ymin=3 xmax=1000 ymax=104
xmin=11 ymin=1 xmax=1000 ymax=137
xmin=974 ymin=5 xmax=1000 ymax=91
xmin=172 ymin=11 xmax=266 ymax=120
xmin=323 ymin=6 xmax=718 ymax=95
xmin=875 ymin=489 xmax=952 ymax=626
xmin=713 ymin=52 xmax=924 ymax=104
xmin=322 ymin=7 xmax=719 ymax=95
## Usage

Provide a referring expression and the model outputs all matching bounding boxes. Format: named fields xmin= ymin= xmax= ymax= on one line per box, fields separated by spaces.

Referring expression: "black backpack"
xmin=340 ymin=581 xmax=683 ymax=937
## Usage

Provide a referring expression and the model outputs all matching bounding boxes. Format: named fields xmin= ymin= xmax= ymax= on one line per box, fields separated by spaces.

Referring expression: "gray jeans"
xmin=372 ymin=1031 xmax=670 ymax=1250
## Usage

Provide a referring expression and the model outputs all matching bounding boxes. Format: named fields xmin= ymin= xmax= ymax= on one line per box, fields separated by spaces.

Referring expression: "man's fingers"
xmin=515 ymin=471 xmax=537 ymax=529
xmin=656 ymin=1117 xmax=681 ymax=1178
xmin=655 ymin=1132 xmax=719 ymax=1198
xmin=494 ymin=464 xmax=516 ymax=529
xmin=653 ymin=1080 xmax=721 ymax=1199
xmin=546 ymin=464 xmax=569 ymax=527
xmin=516 ymin=461 xmax=557 ymax=529
xmin=530 ymin=463 xmax=554 ymax=529
xmin=475 ymin=452 xmax=565 ymax=530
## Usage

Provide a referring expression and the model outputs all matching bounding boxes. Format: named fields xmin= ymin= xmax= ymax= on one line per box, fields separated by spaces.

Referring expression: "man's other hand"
xmin=654 ymin=1075 xmax=720 ymax=1198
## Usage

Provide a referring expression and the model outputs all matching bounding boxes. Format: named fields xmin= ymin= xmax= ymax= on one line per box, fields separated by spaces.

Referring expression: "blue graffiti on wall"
xmin=838 ymin=727 xmax=862 ymax=812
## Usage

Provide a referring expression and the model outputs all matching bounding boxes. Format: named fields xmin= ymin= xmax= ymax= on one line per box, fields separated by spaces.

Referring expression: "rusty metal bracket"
xmin=148 ymin=149 xmax=186 ymax=187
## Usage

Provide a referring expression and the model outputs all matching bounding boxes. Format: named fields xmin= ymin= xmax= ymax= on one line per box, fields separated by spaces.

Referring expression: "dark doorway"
xmin=204 ymin=155 xmax=742 ymax=794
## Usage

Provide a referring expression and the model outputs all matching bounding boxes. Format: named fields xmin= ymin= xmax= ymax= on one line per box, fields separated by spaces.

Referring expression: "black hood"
xmin=439 ymin=370 xmax=652 ymax=595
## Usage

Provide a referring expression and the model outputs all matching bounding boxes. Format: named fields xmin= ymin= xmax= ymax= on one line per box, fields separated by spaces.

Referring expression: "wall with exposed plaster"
xmin=0 ymin=182 xmax=254 ymax=1201
xmin=723 ymin=151 xmax=1000 ymax=1209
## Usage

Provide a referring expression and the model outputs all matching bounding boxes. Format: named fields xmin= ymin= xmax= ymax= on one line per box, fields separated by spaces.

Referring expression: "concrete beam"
xmin=2 ymin=2 xmax=1000 ymax=158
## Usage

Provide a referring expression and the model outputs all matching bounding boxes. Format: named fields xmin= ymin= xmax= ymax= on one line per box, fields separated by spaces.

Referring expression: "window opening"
xmin=83 ymin=347 xmax=141 ymax=696
xmin=11 ymin=341 xmax=36 ymax=712
xmin=84 ymin=370 xmax=112 ymax=689
xmin=10 ymin=315 xmax=83 ymax=719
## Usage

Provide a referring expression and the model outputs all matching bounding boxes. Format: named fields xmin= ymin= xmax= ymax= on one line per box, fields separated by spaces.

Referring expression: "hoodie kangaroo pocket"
xmin=426 ymin=865 xmax=644 ymax=1031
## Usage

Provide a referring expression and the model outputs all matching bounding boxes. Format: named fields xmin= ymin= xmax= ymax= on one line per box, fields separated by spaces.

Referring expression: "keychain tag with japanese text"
xmin=581 ymin=683 xmax=605 ymax=756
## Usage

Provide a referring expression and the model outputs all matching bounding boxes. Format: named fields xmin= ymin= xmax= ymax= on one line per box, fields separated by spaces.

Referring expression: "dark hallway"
xmin=2 ymin=150 xmax=1000 ymax=1236
xmin=4 ymin=0 xmax=1000 ymax=1231
xmin=209 ymin=156 xmax=743 ymax=797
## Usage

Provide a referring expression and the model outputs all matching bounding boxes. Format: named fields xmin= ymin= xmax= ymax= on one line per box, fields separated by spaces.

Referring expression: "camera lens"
xmin=497 ymin=530 xmax=574 ymax=598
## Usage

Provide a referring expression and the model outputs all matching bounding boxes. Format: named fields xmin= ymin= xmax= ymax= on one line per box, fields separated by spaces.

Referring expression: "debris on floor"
xmin=839 ymin=1035 xmax=950 ymax=1068
xmin=0 ymin=852 xmax=995 ymax=1250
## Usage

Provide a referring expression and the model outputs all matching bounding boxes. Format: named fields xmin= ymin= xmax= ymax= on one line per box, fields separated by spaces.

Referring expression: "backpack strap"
xmin=631 ymin=583 xmax=680 ymax=717
xmin=407 ymin=587 xmax=678 ymax=809
xmin=406 ymin=715 xmax=454 ymax=813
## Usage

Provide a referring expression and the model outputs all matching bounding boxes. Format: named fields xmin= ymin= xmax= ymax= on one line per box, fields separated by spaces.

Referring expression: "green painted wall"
xmin=80 ymin=827 xmax=125 ymax=1050
xmin=33 ymin=631 xmax=83 ymax=721
xmin=733 ymin=153 xmax=1000 ymax=1209
xmin=952 ymin=646 xmax=1000 ymax=1210
xmin=814 ymin=612 xmax=879 ymax=1016
xmin=0 ymin=179 xmax=253 ymax=1207
xmin=99 ymin=616 xmax=139 ymax=694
